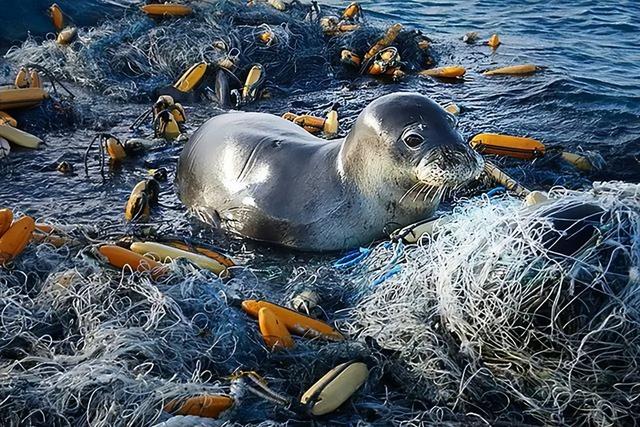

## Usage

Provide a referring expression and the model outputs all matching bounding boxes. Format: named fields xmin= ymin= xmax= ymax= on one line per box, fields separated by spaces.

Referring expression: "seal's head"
xmin=339 ymin=92 xmax=484 ymax=205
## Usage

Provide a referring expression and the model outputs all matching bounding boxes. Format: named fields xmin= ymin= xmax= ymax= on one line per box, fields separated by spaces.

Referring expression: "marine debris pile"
xmin=0 ymin=0 xmax=638 ymax=426
xmin=341 ymin=182 xmax=640 ymax=425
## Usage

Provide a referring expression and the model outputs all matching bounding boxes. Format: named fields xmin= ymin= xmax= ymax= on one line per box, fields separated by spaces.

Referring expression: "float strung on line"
xmin=97 ymin=245 xmax=166 ymax=278
xmin=167 ymin=241 xmax=235 ymax=268
xmin=419 ymin=66 xmax=466 ymax=78
xmin=0 ymin=124 xmax=42 ymax=149
xmin=470 ymin=133 xmax=546 ymax=160
xmin=242 ymin=300 xmax=344 ymax=341
xmin=56 ymin=27 xmax=78 ymax=45
xmin=0 ymin=111 xmax=17 ymax=127
xmin=258 ymin=307 xmax=295 ymax=350
xmin=0 ymin=88 xmax=49 ymax=110
xmin=0 ymin=208 xmax=14 ymax=236
xmin=484 ymin=64 xmax=540 ymax=76
xmin=141 ymin=3 xmax=193 ymax=18
xmin=0 ymin=216 xmax=35 ymax=263
xmin=301 ymin=361 xmax=369 ymax=416
xmin=164 ymin=395 xmax=234 ymax=418
xmin=174 ymin=62 xmax=208 ymax=92
xmin=129 ymin=241 xmax=229 ymax=275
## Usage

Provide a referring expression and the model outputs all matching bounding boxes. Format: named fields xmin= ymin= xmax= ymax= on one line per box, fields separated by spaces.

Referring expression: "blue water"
xmin=348 ymin=0 xmax=640 ymax=182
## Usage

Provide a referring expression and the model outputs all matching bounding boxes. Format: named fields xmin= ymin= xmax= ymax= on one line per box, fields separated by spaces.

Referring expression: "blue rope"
xmin=333 ymin=247 xmax=371 ymax=269
xmin=372 ymin=265 xmax=401 ymax=287
xmin=486 ymin=186 xmax=506 ymax=198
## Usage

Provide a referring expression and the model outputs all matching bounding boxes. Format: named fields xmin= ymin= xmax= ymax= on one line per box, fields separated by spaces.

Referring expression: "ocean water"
xmin=1 ymin=0 xmax=640 ymax=425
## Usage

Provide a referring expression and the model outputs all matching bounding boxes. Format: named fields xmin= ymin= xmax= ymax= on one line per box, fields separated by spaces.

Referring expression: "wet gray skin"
xmin=176 ymin=92 xmax=484 ymax=251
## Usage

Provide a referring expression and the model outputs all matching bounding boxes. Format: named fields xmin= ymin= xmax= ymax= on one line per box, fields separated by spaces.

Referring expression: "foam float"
xmin=0 ymin=88 xmax=48 ymax=110
xmin=141 ymin=3 xmax=193 ymax=18
xmin=98 ymin=245 xmax=165 ymax=278
xmin=470 ymin=133 xmax=545 ymax=160
xmin=174 ymin=62 xmax=208 ymax=92
xmin=258 ymin=307 xmax=295 ymax=350
xmin=164 ymin=395 xmax=234 ymax=418
xmin=242 ymin=300 xmax=344 ymax=341
xmin=301 ymin=361 xmax=369 ymax=416
xmin=0 ymin=209 xmax=13 ymax=236
xmin=167 ymin=241 xmax=235 ymax=268
xmin=419 ymin=66 xmax=466 ymax=78
xmin=0 ymin=216 xmax=35 ymax=263
xmin=129 ymin=241 xmax=229 ymax=275
xmin=0 ymin=124 xmax=42 ymax=149
xmin=484 ymin=64 xmax=540 ymax=76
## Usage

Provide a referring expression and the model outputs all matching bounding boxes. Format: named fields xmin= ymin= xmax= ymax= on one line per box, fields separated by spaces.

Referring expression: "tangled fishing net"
xmin=3 ymin=1 xmax=432 ymax=101
xmin=0 ymin=216 xmax=458 ymax=426
xmin=340 ymin=181 xmax=640 ymax=425
xmin=2 ymin=182 xmax=638 ymax=426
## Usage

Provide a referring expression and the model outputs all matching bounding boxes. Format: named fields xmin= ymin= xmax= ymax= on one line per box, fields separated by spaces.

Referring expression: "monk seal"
xmin=176 ymin=92 xmax=484 ymax=251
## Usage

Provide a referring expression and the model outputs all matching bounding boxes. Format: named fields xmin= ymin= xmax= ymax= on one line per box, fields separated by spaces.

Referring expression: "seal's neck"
xmin=336 ymin=132 xmax=408 ymax=199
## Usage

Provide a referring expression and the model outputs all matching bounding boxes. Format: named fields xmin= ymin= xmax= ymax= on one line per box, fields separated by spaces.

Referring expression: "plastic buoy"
xmin=0 ymin=111 xmax=17 ymax=128
xmin=168 ymin=241 xmax=235 ymax=268
xmin=242 ymin=64 xmax=263 ymax=99
xmin=29 ymin=69 xmax=42 ymax=88
xmin=0 ymin=125 xmax=42 ymax=149
xmin=154 ymin=110 xmax=181 ymax=140
xmin=164 ymin=395 xmax=234 ymax=419
xmin=444 ymin=103 xmax=461 ymax=115
xmin=56 ymin=27 xmax=78 ymax=45
xmin=301 ymin=361 xmax=369 ymax=416
xmin=105 ymin=136 xmax=127 ymax=161
xmin=324 ymin=109 xmax=339 ymax=136
xmin=49 ymin=3 xmax=65 ymax=32
xmin=14 ymin=67 xmax=29 ymax=89
xmin=419 ymin=66 xmax=466 ymax=78
xmin=174 ymin=62 xmax=208 ymax=93
xmin=140 ymin=4 xmax=193 ymax=18
xmin=0 ymin=88 xmax=49 ymax=110
xmin=130 ymin=241 xmax=228 ymax=275
xmin=258 ymin=307 xmax=295 ymax=350
xmin=0 ymin=216 xmax=35 ymax=263
xmin=487 ymin=33 xmax=501 ymax=49
xmin=561 ymin=151 xmax=594 ymax=171
xmin=0 ymin=209 xmax=13 ymax=237
xmin=98 ymin=245 xmax=165 ymax=278
xmin=364 ymin=23 xmax=403 ymax=61
xmin=125 ymin=181 xmax=151 ymax=222
xmin=470 ymin=133 xmax=545 ymax=160
xmin=341 ymin=2 xmax=361 ymax=21
xmin=242 ymin=300 xmax=344 ymax=341
xmin=484 ymin=64 xmax=539 ymax=76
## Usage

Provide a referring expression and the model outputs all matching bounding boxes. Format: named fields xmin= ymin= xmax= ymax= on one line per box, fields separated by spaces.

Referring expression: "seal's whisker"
xmin=423 ymin=185 xmax=441 ymax=203
xmin=413 ymin=183 xmax=431 ymax=202
xmin=399 ymin=181 xmax=424 ymax=204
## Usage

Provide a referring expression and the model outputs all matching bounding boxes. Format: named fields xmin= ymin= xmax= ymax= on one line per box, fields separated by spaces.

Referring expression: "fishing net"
xmin=339 ymin=181 xmax=640 ymax=425
xmin=2 ymin=182 xmax=638 ymax=425
xmin=3 ymin=1 xmax=432 ymax=101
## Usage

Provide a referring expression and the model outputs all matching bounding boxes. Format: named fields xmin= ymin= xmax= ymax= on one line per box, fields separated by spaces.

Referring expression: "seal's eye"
xmin=403 ymin=132 xmax=424 ymax=149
